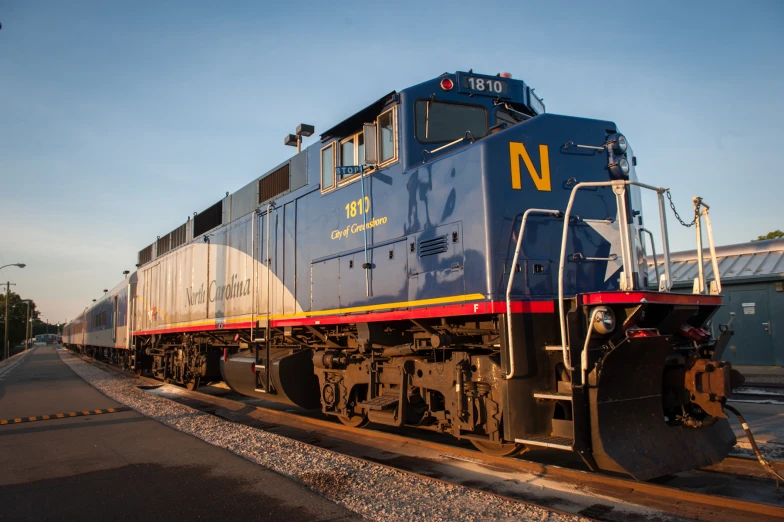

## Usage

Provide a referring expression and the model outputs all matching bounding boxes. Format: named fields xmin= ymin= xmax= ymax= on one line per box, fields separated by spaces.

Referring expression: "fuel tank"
xmin=220 ymin=348 xmax=321 ymax=409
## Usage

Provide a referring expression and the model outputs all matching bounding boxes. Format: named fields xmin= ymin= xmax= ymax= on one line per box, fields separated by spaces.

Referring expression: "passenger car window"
xmin=321 ymin=143 xmax=335 ymax=191
xmin=415 ymin=100 xmax=487 ymax=143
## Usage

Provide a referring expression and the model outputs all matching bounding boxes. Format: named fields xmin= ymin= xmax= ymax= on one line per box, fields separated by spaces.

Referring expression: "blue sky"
xmin=1 ymin=1 xmax=782 ymax=322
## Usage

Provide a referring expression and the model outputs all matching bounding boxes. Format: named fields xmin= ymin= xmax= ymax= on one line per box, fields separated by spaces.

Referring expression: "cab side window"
xmin=338 ymin=131 xmax=365 ymax=183
xmin=321 ymin=142 xmax=335 ymax=191
xmin=320 ymin=106 xmax=398 ymax=193
xmin=378 ymin=108 xmax=396 ymax=164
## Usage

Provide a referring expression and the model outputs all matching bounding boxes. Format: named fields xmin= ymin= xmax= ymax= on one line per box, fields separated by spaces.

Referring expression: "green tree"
xmin=752 ymin=229 xmax=784 ymax=242
xmin=0 ymin=291 xmax=39 ymax=350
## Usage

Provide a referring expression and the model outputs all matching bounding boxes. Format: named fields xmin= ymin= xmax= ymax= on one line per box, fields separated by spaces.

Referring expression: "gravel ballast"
xmin=58 ymin=350 xmax=582 ymax=522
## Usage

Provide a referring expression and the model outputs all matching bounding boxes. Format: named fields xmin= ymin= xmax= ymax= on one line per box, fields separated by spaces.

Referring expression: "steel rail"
xmin=70 ymin=350 xmax=784 ymax=522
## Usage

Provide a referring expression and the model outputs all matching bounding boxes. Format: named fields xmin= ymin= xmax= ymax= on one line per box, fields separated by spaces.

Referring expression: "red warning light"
xmin=440 ymin=78 xmax=454 ymax=91
xmin=500 ymin=72 xmax=513 ymax=79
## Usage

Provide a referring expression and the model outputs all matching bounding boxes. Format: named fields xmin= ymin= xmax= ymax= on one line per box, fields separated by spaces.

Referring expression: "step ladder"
xmin=532 ymin=391 xmax=572 ymax=401
xmin=359 ymin=392 xmax=400 ymax=411
xmin=514 ymin=435 xmax=574 ymax=450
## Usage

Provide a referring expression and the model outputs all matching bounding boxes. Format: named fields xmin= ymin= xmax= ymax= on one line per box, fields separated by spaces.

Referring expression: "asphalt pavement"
xmin=0 ymin=346 xmax=360 ymax=521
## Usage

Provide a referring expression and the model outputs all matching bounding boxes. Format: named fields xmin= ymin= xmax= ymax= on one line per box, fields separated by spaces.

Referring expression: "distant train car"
xmin=65 ymin=70 xmax=743 ymax=480
xmin=64 ymin=278 xmax=131 ymax=362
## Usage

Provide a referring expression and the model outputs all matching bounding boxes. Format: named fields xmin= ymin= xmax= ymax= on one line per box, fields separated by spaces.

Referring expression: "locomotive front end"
xmin=572 ymin=292 xmax=744 ymax=479
xmin=487 ymin=107 xmax=744 ymax=479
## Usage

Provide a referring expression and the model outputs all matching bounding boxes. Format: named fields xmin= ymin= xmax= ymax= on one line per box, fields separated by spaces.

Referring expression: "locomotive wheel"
xmin=185 ymin=377 xmax=201 ymax=391
xmin=471 ymin=440 xmax=526 ymax=457
xmin=338 ymin=414 xmax=369 ymax=428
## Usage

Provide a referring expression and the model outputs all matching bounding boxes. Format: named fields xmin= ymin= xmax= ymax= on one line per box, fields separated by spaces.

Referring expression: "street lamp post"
xmin=1 ymin=263 xmax=26 ymax=359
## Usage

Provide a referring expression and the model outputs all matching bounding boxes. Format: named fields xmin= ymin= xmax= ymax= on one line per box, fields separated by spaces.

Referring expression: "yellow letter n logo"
xmin=509 ymin=142 xmax=551 ymax=191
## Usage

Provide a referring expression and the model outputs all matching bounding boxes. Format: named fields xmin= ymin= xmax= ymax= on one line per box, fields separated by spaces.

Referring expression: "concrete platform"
xmin=735 ymin=365 xmax=784 ymax=377
xmin=0 ymin=347 xmax=360 ymax=521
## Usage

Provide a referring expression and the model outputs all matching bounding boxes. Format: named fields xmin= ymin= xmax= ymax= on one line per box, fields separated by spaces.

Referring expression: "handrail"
xmin=580 ymin=307 xmax=603 ymax=386
xmin=503 ymin=208 xmax=561 ymax=379
xmin=504 ymin=180 xmax=712 ymax=383
xmin=693 ymin=198 xmax=722 ymax=295
xmin=557 ymin=180 xmax=670 ymax=372
xmin=639 ymin=228 xmax=659 ymax=288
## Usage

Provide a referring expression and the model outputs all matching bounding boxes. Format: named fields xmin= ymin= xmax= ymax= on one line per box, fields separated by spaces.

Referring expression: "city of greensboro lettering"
xmin=331 ymin=216 xmax=388 ymax=240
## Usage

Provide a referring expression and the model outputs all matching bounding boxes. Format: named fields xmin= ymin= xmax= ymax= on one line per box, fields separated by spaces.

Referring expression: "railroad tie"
xmin=0 ymin=407 xmax=131 ymax=425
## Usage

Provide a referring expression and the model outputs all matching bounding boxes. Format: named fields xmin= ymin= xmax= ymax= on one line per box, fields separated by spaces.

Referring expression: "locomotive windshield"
xmin=415 ymin=100 xmax=487 ymax=143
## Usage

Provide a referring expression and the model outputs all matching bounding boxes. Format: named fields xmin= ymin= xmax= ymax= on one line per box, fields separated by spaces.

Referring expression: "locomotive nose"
xmin=585 ymin=304 xmax=743 ymax=480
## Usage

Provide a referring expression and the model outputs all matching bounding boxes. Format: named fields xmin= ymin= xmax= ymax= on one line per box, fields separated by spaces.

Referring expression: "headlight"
xmin=609 ymin=133 xmax=627 ymax=154
xmin=592 ymin=307 xmax=616 ymax=335
xmin=609 ymin=157 xmax=630 ymax=179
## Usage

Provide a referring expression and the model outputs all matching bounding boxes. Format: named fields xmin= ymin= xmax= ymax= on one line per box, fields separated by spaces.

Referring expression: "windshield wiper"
xmin=422 ymin=131 xmax=476 ymax=163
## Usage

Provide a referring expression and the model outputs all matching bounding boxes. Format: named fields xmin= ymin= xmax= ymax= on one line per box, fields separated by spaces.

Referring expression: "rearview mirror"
xmin=363 ymin=123 xmax=377 ymax=165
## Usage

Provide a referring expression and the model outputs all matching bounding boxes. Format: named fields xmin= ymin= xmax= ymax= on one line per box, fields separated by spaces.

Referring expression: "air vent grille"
xmin=418 ymin=236 xmax=448 ymax=257
xmin=260 ymin=163 xmax=290 ymax=203
xmin=138 ymin=244 xmax=153 ymax=266
xmin=169 ymin=223 xmax=187 ymax=250
xmin=156 ymin=222 xmax=187 ymax=257
xmin=156 ymin=235 xmax=170 ymax=257
xmin=193 ymin=200 xmax=223 ymax=238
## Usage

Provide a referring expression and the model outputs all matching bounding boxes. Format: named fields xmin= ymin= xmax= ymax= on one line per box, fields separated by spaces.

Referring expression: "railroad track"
xmin=69 ymin=350 xmax=784 ymax=521
xmin=730 ymin=385 xmax=784 ymax=405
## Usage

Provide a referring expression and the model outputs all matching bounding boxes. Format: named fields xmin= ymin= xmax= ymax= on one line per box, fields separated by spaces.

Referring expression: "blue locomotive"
xmin=63 ymin=70 xmax=743 ymax=480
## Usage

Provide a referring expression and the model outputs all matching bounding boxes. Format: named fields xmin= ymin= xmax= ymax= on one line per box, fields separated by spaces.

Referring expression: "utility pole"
xmin=4 ymin=281 xmax=17 ymax=359
xmin=21 ymin=300 xmax=31 ymax=350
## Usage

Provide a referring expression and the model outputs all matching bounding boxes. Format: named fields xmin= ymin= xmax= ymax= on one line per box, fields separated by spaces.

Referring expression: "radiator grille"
xmin=418 ymin=236 xmax=448 ymax=257
xmin=138 ymin=244 xmax=153 ymax=266
xmin=156 ymin=235 xmax=170 ymax=257
xmin=169 ymin=223 xmax=187 ymax=250
xmin=156 ymin=223 xmax=187 ymax=257
xmin=193 ymin=200 xmax=223 ymax=238
xmin=260 ymin=163 xmax=290 ymax=203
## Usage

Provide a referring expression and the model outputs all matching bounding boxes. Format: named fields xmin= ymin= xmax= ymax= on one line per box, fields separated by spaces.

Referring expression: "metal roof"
xmin=320 ymin=91 xmax=397 ymax=140
xmin=647 ymin=238 xmax=784 ymax=287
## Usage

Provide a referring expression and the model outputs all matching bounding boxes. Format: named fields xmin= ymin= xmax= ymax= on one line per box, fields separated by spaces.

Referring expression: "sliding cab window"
xmin=377 ymin=107 xmax=397 ymax=165
xmin=338 ymin=131 xmax=365 ymax=184
xmin=321 ymin=142 xmax=336 ymax=192
xmin=415 ymin=100 xmax=488 ymax=143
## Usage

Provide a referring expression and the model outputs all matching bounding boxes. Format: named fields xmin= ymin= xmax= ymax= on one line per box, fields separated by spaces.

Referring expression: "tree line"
xmin=0 ymin=291 xmax=57 ymax=352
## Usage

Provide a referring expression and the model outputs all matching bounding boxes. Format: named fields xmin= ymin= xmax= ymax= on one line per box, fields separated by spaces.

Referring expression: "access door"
xmin=722 ymin=288 xmax=773 ymax=365
xmin=112 ymin=295 xmax=118 ymax=343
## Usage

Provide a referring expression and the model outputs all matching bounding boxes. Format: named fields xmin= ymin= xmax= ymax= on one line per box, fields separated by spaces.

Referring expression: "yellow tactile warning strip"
xmin=0 ymin=406 xmax=131 ymax=425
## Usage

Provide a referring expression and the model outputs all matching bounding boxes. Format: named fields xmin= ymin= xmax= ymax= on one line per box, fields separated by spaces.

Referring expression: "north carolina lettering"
xmin=185 ymin=274 xmax=251 ymax=307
